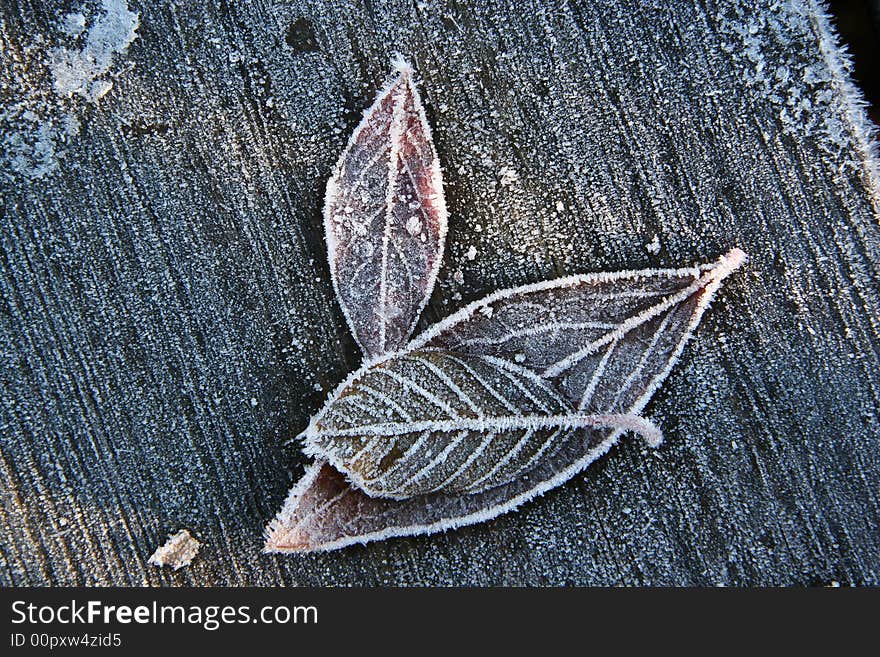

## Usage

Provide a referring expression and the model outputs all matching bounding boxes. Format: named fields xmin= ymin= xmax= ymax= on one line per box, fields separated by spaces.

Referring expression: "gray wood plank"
xmin=1 ymin=0 xmax=878 ymax=585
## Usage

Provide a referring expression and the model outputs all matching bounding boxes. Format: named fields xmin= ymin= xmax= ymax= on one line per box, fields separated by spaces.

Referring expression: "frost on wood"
xmin=265 ymin=250 xmax=745 ymax=553
xmin=717 ymin=0 xmax=880 ymax=182
xmin=148 ymin=529 xmax=201 ymax=570
xmin=324 ymin=59 xmax=448 ymax=359
xmin=0 ymin=0 xmax=139 ymax=179
xmin=51 ymin=0 xmax=140 ymax=102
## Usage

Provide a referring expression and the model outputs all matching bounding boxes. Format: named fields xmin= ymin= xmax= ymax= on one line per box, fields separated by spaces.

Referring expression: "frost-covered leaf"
xmin=412 ymin=249 xmax=748 ymax=413
xmin=265 ymin=250 xmax=746 ymax=553
xmin=302 ymin=350 xmax=660 ymax=498
xmin=264 ymin=427 xmax=626 ymax=554
xmin=324 ymin=59 xmax=447 ymax=359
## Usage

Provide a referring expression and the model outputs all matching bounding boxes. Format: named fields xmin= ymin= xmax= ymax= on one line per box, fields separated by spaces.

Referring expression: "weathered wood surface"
xmin=1 ymin=0 xmax=878 ymax=586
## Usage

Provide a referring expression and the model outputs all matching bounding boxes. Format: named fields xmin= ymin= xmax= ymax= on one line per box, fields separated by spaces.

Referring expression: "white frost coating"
xmin=406 ymin=354 xmax=483 ymax=414
xmin=267 ymin=23 xmax=754 ymax=552
xmin=410 ymin=251 xmax=746 ymax=405
xmin=311 ymin=412 xmax=660 ymax=442
xmin=61 ymin=13 xmax=86 ymax=38
xmin=718 ymin=0 xmax=879 ymax=208
xmin=807 ymin=0 xmax=880 ymax=210
xmin=51 ymin=0 xmax=140 ymax=102
xmin=302 ymin=350 xmax=583 ymax=497
xmin=498 ymin=165 xmax=519 ymax=187
xmin=303 ymin=252 xmax=745 ymax=498
xmin=539 ymin=265 xmax=727 ymax=378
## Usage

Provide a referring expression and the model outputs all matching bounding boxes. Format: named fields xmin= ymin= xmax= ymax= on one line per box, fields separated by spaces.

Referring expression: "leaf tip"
xmin=263 ymin=519 xmax=302 ymax=553
xmin=390 ymin=53 xmax=414 ymax=78
xmin=714 ymin=248 xmax=747 ymax=281
xmin=641 ymin=423 xmax=664 ymax=448
xmin=263 ymin=524 xmax=312 ymax=554
xmin=593 ymin=413 xmax=663 ymax=448
xmin=283 ymin=426 xmax=309 ymax=447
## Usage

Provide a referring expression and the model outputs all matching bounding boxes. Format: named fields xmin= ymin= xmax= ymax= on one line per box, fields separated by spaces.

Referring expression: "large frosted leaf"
xmin=412 ymin=249 xmax=747 ymax=413
xmin=324 ymin=59 xmax=447 ymax=359
xmin=265 ymin=249 xmax=746 ymax=553
xmin=302 ymin=350 xmax=659 ymax=498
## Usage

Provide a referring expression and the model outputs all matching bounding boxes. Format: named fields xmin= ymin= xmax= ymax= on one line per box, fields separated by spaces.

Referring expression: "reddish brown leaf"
xmin=324 ymin=59 xmax=447 ymax=359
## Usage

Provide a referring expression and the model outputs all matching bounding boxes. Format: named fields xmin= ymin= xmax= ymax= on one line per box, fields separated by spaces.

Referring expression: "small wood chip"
xmin=148 ymin=529 xmax=201 ymax=570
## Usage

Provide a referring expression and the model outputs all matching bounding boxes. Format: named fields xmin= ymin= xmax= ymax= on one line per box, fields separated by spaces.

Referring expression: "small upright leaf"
xmin=324 ymin=59 xmax=448 ymax=359
xmin=265 ymin=250 xmax=746 ymax=553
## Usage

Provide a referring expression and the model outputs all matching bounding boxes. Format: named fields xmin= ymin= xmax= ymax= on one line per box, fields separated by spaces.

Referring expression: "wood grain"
xmin=1 ymin=0 xmax=878 ymax=585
